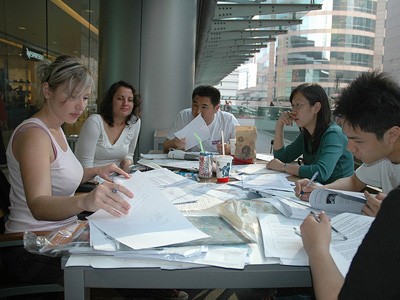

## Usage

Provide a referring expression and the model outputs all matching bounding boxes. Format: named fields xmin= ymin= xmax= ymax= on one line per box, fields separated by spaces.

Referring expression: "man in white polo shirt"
xmin=163 ymin=85 xmax=239 ymax=154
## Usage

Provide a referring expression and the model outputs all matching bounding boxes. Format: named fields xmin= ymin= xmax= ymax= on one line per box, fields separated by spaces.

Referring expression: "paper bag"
xmin=233 ymin=126 xmax=256 ymax=164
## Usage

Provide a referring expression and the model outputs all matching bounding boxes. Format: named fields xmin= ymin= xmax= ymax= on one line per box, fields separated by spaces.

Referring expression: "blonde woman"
xmin=2 ymin=55 xmax=133 ymax=285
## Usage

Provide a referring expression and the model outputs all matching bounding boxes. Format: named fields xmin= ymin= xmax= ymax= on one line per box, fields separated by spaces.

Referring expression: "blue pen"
xmin=300 ymin=171 xmax=319 ymax=195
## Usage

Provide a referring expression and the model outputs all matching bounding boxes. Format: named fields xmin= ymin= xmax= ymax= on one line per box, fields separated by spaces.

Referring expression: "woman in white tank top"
xmin=2 ymin=55 xmax=134 ymax=285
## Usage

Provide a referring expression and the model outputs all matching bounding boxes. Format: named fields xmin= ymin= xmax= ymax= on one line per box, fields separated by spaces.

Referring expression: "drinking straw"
xmin=221 ymin=131 xmax=225 ymax=156
xmin=194 ymin=132 xmax=204 ymax=152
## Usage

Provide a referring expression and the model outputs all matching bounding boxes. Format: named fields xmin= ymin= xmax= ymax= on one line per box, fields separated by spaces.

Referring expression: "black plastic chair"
xmin=0 ymin=168 xmax=64 ymax=298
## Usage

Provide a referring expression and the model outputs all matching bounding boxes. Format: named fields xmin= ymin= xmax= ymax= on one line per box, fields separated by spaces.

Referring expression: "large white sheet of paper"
xmin=87 ymin=171 xmax=209 ymax=250
xmin=174 ymin=114 xmax=210 ymax=150
xmin=259 ymin=212 xmax=374 ymax=276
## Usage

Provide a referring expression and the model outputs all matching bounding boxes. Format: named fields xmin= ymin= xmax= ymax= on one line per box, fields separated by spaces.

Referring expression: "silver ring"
xmin=112 ymin=187 xmax=118 ymax=194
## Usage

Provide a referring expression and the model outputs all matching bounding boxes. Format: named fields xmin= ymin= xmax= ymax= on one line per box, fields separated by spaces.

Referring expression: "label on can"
xmin=198 ymin=152 xmax=213 ymax=178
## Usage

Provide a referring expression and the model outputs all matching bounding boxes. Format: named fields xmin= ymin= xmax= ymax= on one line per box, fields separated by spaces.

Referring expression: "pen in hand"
xmin=300 ymin=171 xmax=319 ymax=195
xmin=310 ymin=211 xmax=348 ymax=241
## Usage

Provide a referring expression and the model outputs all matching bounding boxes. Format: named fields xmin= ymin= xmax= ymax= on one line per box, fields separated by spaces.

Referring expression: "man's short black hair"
xmin=192 ymin=85 xmax=221 ymax=107
xmin=334 ymin=70 xmax=400 ymax=139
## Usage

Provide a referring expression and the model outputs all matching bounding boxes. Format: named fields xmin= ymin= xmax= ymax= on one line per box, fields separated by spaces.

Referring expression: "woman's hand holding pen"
xmin=362 ymin=191 xmax=386 ymax=217
xmin=300 ymin=211 xmax=332 ymax=256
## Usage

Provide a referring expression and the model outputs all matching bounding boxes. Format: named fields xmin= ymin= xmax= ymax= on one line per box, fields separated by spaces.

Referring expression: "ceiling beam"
xmin=214 ymin=3 xmax=322 ymax=19
xmin=205 ymin=44 xmax=264 ymax=53
xmin=209 ymin=30 xmax=287 ymax=41
xmin=203 ymin=51 xmax=258 ymax=58
xmin=211 ymin=19 xmax=302 ymax=32
xmin=206 ymin=37 xmax=276 ymax=48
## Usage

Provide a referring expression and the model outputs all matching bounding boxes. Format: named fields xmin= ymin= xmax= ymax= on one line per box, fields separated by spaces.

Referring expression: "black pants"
xmin=1 ymin=246 xmax=63 ymax=285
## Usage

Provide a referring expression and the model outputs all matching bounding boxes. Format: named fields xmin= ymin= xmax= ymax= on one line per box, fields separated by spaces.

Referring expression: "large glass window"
xmin=333 ymin=0 xmax=377 ymax=14
xmin=331 ymin=51 xmax=373 ymax=67
xmin=0 ymin=0 xmax=99 ymax=158
xmin=288 ymin=51 xmax=373 ymax=68
xmin=289 ymin=68 xmax=361 ymax=84
xmin=331 ymin=34 xmax=374 ymax=50
xmin=332 ymin=16 xmax=376 ymax=32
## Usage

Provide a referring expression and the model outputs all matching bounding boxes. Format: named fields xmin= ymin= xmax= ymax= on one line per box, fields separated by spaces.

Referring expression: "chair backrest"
xmin=0 ymin=168 xmax=10 ymax=234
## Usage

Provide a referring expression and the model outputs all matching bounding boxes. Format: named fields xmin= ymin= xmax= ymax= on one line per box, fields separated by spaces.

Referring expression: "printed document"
xmin=174 ymin=114 xmax=210 ymax=150
xmin=308 ymin=189 xmax=366 ymax=214
xmin=259 ymin=212 xmax=374 ymax=276
xmin=87 ymin=171 xmax=209 ymax=250
xmin=328 ymin=213 xmax=373 ymax=276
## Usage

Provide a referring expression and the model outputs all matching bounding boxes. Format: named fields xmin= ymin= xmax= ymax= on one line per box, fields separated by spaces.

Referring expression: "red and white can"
xmin=198 ymin=152 xmax=213 ymax=178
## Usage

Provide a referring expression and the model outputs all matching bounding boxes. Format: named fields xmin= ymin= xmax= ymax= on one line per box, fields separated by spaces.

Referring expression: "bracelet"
xmin=282 ymin=163 xmax=287 ymax=172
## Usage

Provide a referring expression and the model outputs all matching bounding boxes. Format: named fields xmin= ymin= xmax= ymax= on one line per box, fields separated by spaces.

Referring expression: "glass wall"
xmin=0 ymin=0 xmax=99 ymax=162
xmin=273 ymin=0 xmax=381 ymax=100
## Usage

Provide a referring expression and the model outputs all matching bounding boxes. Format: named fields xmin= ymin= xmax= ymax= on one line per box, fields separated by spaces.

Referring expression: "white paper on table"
xmin=138 ymin=158 xmax=199 ymax=171
xmin=229 ymin=173 xmax=294 ymax=192
xmin=176 ymin=196 xmax=225 ymax=212
xmin=174 ymin=114 xmax=210 ymax=150
xmin=118 ymin=245 xmax=249 ymax=270
xmin=263 ymin=196 xmax=314 ymax=220
xmin=90 ymin=222 xmax=119 ymax=251
xmin=140 ymin=153 xmax=169 ymax=159
xmin=259 ymin=212 xmax=374 ymax=275
xmin=230 ymin=164 xmax=273 ymax=175
xmin=67 ymin=255 xmax=205 ymax=270
xmin=137 ymin=168 xmax=187 ymax=187
xmin=66 ymin=255 xmax=94 ymax=267
xmin=189 ymin=245 xmax=248 ymax=269
xmin=328 ymin=213 xmax=373 ymax=277
xmin=135 ymin=168 xmax=210 ymax=205
xmin=258 ymin=214 xmax=308 ymax=264
xmin=256 ymin=153 xmax=274 ymax=162
xmin=87 ymin=171 xmax=210 ymax=250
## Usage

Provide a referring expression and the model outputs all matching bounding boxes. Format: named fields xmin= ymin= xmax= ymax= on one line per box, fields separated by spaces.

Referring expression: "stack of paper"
xmin=74 ymin=171 xmax=254 ymax=270
xmin=87 ymin=171 xmax=209 ymax=250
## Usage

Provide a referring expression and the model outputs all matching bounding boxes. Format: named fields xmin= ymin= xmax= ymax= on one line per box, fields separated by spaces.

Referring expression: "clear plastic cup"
xmin=229 ymin=138 xmax=236 ymax=156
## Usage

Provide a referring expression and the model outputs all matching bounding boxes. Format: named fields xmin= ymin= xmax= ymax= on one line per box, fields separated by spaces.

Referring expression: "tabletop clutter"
xmin=197 ymin=125 xmax=257 ymax=182
xmin=22 ymin=125 xmax=372 ymax=278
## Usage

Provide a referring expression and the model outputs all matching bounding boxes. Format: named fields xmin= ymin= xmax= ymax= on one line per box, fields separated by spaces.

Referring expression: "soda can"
xmin=198 ymin=152 xmax=213 ymax=178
